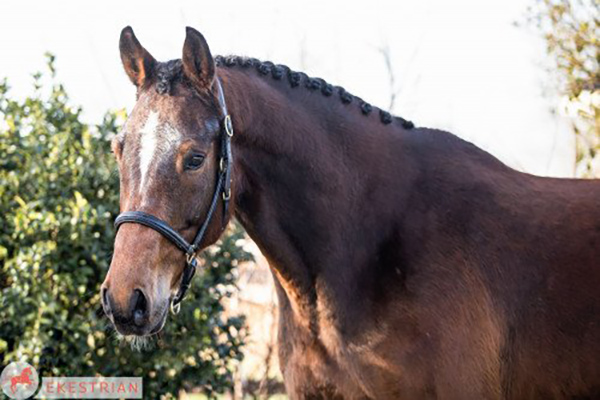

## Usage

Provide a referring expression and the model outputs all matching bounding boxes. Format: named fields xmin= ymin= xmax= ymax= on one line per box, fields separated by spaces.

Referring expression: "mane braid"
xmin=153 ymin=56 xmax=415 ymax=129
xmin=214 ymin=55 xmax=415 ymax=129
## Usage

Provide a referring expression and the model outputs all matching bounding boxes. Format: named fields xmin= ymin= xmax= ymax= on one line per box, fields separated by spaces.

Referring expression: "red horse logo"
xmin=10 ymin=367 xmax=32 ymax=394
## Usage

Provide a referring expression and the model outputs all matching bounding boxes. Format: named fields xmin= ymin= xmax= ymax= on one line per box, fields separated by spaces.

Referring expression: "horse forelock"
xmin=154 ymin=59 xmax=183 ymax=96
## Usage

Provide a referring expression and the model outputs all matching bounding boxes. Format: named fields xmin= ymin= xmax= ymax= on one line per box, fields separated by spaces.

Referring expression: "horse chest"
xmin=276 ymin=305 xmax=414 ymax=400
xmin=276 ymin=318 xmax=365 ymax=399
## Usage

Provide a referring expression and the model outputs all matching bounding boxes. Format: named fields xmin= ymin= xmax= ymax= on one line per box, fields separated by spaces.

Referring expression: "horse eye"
xmin=184 ymin=154 xmax=205 ymax=171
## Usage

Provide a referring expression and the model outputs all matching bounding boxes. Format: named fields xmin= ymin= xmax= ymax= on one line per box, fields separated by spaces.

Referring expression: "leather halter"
xmin=114 ymin=77 xmax=233 ymax=315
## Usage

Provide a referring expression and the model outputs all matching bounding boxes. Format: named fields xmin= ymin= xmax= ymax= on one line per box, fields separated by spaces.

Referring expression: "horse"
xmin=100 ymin=26 xmax=600 ymax=399
xmin=10 ymin=367 xmax=33 ymax=393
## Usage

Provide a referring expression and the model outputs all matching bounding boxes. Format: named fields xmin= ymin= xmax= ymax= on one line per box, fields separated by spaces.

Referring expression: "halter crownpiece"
xmin=114 ymin=77 xmax=233 ymax=315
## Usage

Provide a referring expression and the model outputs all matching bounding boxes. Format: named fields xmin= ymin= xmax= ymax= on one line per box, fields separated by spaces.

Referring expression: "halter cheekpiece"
xmin=114 ymin=77 xmax=233 ymax=315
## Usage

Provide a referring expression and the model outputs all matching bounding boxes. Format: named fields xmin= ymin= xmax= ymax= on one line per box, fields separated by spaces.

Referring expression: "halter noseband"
xmin=114 ymin=77 xmax=233 ymax=315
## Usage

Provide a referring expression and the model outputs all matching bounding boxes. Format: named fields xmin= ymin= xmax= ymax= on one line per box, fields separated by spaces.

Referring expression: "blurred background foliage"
xmin=0 ymin=55 xmax=251 ymax=399
xmin=527 ymin=0 xmax=599 ymax=176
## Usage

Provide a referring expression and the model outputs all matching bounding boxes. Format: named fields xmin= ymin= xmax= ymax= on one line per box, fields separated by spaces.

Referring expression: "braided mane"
xmin=154 ymin=56 xmax=414 ymax=129
xmin=215 ymin=56 xmax=414 ymax=129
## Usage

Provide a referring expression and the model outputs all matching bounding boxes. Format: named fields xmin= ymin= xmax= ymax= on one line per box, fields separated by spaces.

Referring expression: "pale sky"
xmin=0 ymin=0 xmax=575 ymax=177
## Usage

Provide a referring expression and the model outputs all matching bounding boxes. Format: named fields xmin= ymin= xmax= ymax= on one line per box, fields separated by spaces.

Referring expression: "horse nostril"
xmin=131 ymin=289 xmax=148 ymax=327
xmin=101 ymin=288 xmax=111 ymax=316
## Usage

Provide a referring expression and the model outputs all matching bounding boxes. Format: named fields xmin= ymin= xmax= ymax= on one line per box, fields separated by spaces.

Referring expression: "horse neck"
xmin=221 ymin=67 xmax=416 ymax=326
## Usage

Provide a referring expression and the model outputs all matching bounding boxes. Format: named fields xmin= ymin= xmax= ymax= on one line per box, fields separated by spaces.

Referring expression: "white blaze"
xmin=137 ymin=111 xmax=183 ymax=195
xmin=138 ymin=111 xmax=160 ymax=192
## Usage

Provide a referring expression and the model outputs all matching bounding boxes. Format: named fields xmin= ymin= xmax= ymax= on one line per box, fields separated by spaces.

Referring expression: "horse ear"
xmin=119 ymin=26 xmax=156 ymax=87
xmin=182 ymin=27 xmax=215 ymax=91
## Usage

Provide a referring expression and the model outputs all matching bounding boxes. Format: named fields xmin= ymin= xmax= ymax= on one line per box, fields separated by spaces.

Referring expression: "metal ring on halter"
xmin=170 ymin=301 xmax=181 ymax=315
xmin=223 ymin=188 xmax=231 ymax=201
xmin=224 ymin=115 xmax=234 ymax=137
xmin=186 ymin=252 xmax=197 ymax=265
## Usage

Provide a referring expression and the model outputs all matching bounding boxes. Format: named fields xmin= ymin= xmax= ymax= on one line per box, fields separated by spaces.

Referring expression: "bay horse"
xmin=101 ymin=26 xmax=600 ymax=399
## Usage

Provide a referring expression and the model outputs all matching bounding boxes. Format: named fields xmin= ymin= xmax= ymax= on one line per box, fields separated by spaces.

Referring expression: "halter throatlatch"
xmin=114 ymin=77 xmax=233 ymax=315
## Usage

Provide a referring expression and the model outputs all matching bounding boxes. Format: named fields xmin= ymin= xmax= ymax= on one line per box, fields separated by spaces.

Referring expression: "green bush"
xmin=0 ymin=55 xmax=249 ymax=399
xmin=526 ymin=0 xmax=599 ymax=176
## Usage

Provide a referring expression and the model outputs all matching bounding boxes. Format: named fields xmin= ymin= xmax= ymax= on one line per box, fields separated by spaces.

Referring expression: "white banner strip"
xmin=35 ymin=377 xmax=142 ymax=399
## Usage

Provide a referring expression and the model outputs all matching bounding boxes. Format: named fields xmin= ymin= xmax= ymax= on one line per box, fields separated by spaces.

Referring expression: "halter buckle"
xmin=224 ymin=115 xmax=234 ymax=137
xmin=186 ymin=252 xmax=197 ymax=265
xmin=223 ymin=188 xmax=231 ymax=201
xmin=170 ymin=301 xmax=181 ymax=315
